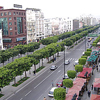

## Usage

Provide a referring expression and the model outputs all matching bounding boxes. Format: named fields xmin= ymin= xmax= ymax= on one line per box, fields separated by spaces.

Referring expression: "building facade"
xmin=26 ymin=8 xmax=44 ymax=43
xmin=44 ymin=19 xmax=52 ymax=38
xmin=0 ymin=8 xmax=27 ymax=48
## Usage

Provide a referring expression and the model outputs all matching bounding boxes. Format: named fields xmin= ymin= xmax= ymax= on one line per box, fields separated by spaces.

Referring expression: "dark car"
xmin=56 ymin=80 xmax=63 ymax=87
xmin=50 ymin=65 xmax=57 ymax=70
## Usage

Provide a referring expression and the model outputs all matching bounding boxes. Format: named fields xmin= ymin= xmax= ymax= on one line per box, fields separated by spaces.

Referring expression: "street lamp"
xmin=63 ymin=43 xmax=65 ymax=79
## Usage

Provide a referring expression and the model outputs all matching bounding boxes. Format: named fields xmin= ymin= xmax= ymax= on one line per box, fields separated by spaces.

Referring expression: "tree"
xmin=75 ymin=65 xmax=83 ymax=72
xmin=63 ymin=79 xmax=73 ymax=88
xmin=67 ymin=70 xmax=76 ymax=79
xmin=85 ymin=51 xmax=91 ymax=56
xmin=54 ymin=87 xmax=66 ymax=100
xmin=79 ymin=58 xmax=86 ymax=65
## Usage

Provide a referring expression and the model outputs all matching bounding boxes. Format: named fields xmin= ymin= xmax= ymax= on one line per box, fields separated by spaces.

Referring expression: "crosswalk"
xmin=66 ymin=58 xmax=78 ymax=61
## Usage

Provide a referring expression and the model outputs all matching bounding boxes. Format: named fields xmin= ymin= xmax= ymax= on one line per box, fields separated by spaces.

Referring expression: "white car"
xmin=50 ymin=65 xmax=57 ymax=70
xmin=64 ymin=74 xmax=69 ymax=79
xmin=73 ymin=60 xmax=79 ymax=66
xmin=48 ymin=87 xmax=58 ymax=97
xmin=65 ymin=60 xmax=70 ymax=65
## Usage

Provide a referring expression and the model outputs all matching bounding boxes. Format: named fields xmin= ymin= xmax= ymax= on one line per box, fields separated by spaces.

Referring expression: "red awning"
xmin=65 ymin=94 xmax=73 ymax=100
xmin=93 ymin=82 xmax=100 ymax=88
xmin=77 ymin=68 xmax=92 ymax=78
xmin=91 ymin=94 xmax=100 ymax=100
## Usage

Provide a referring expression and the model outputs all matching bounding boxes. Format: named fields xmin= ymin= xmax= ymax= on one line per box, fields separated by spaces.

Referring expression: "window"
xmin=8 ymin=12 xmax=11 ymax=15
xmin=1 ymin=13 xmax=3 ymax=16
xmin=15 ymin=27 xmax=16 ymax=30
xmin=13 ymin=12 xmax=15 ymax=15
xmin=9 ymin=17 xmax=12 ymax=20
xmin=25 ymin=26 xmax=26 ymax=29
xmin=14 ymin=22 xmax=16 ymax=25
xmin=24 ymin=13 xmax=25 ymax=15
xmin=22 ymin=13 xmax=23 ymax=15
xmin=9 ymin=22 xmax=12 ymax=25
xmin=9 ymin=27 xmax=12 ymax=30
xmin=4 ymin=12 xmax=7 ymax=16
xmin=19 ymin=12 xmax=21 ymax=15
xmin=16 ymin=12 xmax=18 ymax=15
xmin=10 ymin=32 xmax=12 ymax=35
xmin=15 ymin=32 xmax=17 ymax=35
xmin=14 ymin=17 xmax=16 ymax=20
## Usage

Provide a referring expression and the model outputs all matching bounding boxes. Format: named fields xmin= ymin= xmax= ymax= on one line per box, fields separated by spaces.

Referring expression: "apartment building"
xmin=0 ymin=8 xmax=27 ymax=48
xmin=44 ymin=19 xmax=52 ymax=38
xmin=26 ymin=8 xmax=44 ymax=43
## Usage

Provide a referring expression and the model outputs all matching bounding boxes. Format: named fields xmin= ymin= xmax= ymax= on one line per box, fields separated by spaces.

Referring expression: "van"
xmin=48 ymin=87 xmax=58 ymax=97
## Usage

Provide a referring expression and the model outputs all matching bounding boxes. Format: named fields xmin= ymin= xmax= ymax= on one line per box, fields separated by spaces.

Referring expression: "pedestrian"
xmin=88 ymin=90 xmax=91 ymax=97
xmin=33 ymin=70 xmax=36 ymax=75
xmin=52 ymin=80 xmax=54 ymax=87
xmin=43 ymin=97 xmax=46 ymax=100
xmin=91 ymin=84 xmax=93 ymax=90
xmin=92 ymin=64 xmax=95 ymax=70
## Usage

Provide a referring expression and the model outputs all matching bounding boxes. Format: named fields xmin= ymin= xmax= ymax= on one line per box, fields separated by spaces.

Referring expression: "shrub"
xmin=75 ymin=65 xmax=83 ymax=72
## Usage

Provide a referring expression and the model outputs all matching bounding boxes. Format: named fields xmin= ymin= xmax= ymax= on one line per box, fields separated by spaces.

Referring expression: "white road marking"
xmin=25 ymin=90 xmax=32 ymax=96
xmin=5 ymin=94 xmax=15 ymax=100
xmin=57 ymin=70 xmax=61 ymax=73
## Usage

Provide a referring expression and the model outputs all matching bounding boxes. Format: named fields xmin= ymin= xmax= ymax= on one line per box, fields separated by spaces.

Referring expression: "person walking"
xmin=33 ymin=70 xmax=36 ymax=75
xmin=88 ymin=90 xmax=91 ymax=97
xmin=43 ymin=97 xmax=46 ymax=100
xmin=96 ymin=65 xmax=98 ymax=72
xmin=91 ymin=84 xmax=93 ymax=90
xmin=52 ymin=80 xmax=54 ymax=87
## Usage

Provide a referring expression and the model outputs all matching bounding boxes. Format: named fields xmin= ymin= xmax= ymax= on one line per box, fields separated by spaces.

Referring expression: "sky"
xmin=1 ymin=0 xmax=100 ymax=19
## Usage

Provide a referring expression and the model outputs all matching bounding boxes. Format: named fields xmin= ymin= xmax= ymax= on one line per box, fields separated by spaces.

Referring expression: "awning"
xmin=77 ymin=68 xmax=92 ymax=78
xmin=65 ymin=94 xmax=73 ymax=100
xmin=93 ymin=83 xmax=100 ymax=88
xmin=91 ymin=94 xmax=100 ymax=100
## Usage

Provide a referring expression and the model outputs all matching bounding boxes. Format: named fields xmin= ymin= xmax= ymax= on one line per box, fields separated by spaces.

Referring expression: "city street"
xmin=2 ymin=39 xmax=86 ymax=100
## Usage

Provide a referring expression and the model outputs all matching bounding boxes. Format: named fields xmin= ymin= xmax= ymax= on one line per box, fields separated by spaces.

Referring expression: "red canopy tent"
xmin=77 ymin=68 xmax=92 ymax=78
xmin=95 ymin=78 xmax=100 ymax=83
xmin=65 ymin=94 xmax=74 ymax=100
xmin=91 ymin=94 xmax=100 ymax=100
xmin=93 ymin=78 xmax=100 ymax=88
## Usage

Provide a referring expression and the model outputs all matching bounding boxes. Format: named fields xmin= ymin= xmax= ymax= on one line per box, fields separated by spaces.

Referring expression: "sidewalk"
xmin=0 ymin=52 xmax=64 ymax=100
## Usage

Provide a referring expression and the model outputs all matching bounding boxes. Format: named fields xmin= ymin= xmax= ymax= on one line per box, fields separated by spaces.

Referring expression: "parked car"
xmin=56 ymin=79 xmax=63 ymax=87
xmin=73 ymin=60 xmax=79 ymax=66
xmin=50 ymin=65 xmax=57 ymax=70
xmin=48 ymin=87 xmax=58 ymax=97
xmin=65 ymin=60 xmax=70 ymax=65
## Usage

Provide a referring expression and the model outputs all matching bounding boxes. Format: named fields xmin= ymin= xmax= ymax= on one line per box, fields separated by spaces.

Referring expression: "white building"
xmin=26 ymin=8 xmax=44 ymax=43
xmin=44 ymin=19 xmax=52 ymax=38
xmin=0 ymin=29 xmax=3 ymax=50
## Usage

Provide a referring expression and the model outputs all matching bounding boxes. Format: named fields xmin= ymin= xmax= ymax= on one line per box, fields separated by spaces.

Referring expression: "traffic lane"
xmin=22 ymin=62 xmax=65 ymax=100
xmin=37 ymin=60 xmax=75 ymax=100
xmin=23 ymin=60 xmax=74 ymax=100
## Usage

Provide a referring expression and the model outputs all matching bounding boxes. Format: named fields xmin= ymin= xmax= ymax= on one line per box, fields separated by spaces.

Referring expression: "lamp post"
xmin=85 ymin=36 xmax=86 ymax=51
xmin=63 ymin=44 xmax=65 ymax=79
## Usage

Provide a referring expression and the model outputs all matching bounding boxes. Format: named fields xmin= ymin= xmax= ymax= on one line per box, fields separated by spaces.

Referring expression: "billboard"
xmin=13 ymin=4 xmax=22 ymax=8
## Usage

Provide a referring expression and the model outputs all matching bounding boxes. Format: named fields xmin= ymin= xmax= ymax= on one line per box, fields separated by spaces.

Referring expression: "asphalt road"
xmin=5 ymin=39 xmax=87 ymax=100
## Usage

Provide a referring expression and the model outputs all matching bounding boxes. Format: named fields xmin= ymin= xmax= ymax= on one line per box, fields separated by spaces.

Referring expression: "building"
xmin=44 ymin=19 xmax=52 ymax=38
xmin=67 ymin=18 xmax=79 ymax=31
xmin=0 ymin=29 xmax=3 ymax=50
xmin=26 ymin=8 xmax=44 ymax=43
xmin=0 ymin=8 xmax=27 ymax=48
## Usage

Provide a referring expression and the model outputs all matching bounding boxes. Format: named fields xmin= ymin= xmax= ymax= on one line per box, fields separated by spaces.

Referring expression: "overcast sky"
xmin=1 ymin=0 xmax=100 ymax=19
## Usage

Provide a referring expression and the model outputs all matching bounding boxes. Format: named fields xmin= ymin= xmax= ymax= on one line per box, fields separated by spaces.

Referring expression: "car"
xmin=48 ymin=87 xmax=58 ymax=97
xmin=73 ymin=60 xmax=79 ymax=66
xmin=56 ymin=79 xmax=63 ymax=87
xmin=65 ymin=60 xmax=70 ymax=65
xmin=50 ymin=65 xmax=57 ymax=70
xmin=64 ymin=73 xmax=69 ymax=79
xmin=82 ymin=52 xmax=85 ymax=56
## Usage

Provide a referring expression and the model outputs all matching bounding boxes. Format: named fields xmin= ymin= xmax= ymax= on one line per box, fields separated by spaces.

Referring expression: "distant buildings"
xmin=0 ymin=7 xmax=27 ymax=48
xmin=26 ymin=8 xmax=44 ymax=43
xmin=0 ymin=29 xmax=3 ymax=50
